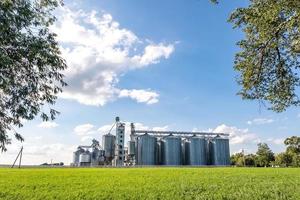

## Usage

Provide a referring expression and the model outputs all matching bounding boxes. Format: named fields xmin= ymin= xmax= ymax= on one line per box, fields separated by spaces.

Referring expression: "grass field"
xmin=0 ymin=167 xmax=299 ymax=200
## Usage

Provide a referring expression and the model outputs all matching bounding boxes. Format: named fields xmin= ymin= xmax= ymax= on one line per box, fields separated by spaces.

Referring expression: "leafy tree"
xmin=275 ymin=152 xmax=293 ymax=167
xmin=213 ymin=0 xmax=300 ymax=112
xmin=244 ymin=154 xmax=256 ymax=167
xmin=256 ymin=143 xmax=275 ymax=167
xmin=291 ymin=153 xmax=300 ymax=167
xmin=0 ymin=0 xmax=67 ymax=151
xmin=230 ymin=152 xmax=243 ymax=166
xmin=284 ymin=136 xmax=300 ymax=154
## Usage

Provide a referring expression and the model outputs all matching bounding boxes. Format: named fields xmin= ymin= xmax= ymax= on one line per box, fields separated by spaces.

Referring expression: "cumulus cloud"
xmin=119 ymin=89 xmax=159 ymax=104
xmin=37 ymin=121 xmax=59 ymax=129
xmin=74 ymin=123 xmax=95 ymax=136
xmin=247 ymin=118 xmax=274 ymax=125
xmin=267 ymin=138 xmax=284 ymax=145
xmin=213 ymin=124 xmax=258 ymax=145
xmin=52 ymin=7 xmax=175 ymax=106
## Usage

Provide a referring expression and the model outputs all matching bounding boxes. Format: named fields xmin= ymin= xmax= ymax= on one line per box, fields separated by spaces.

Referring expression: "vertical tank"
xmin=210 ymin=136 xmax=230 ymax=165
xmin=162 ymin=136 xmax=182 ymax=165
xmin=79 ymin=150 xmax=91 ymax=166
xmin=136 ymin=134 xmax=157 ymax=165
xmin=189 ymin=136 xmax=207 ymax=165
xmin=102 ymin=134 xmax=116 ymax=159
xmin=128 ymin=141 xmax=135 ymax=155
xmin=73 ymin=147 xmax=84 ymax=166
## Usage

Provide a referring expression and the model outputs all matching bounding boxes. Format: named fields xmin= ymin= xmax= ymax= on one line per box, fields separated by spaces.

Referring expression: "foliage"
xmin=284 ymin=136 xmax=300 ymax=154
xmin=255 ymin=143 xmax=275 ymax=167
xmin=0 ymin=168 xmax=299 ymax=200
xmin=0 ymin=0 xmax=66 ymax=151
xmin=275 ymin=152 xmax=293 ymax=167
xmin=228 ymin=0 xmax=300 ymax=112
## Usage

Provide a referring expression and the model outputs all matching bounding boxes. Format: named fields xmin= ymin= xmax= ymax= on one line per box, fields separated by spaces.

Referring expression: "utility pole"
xmin=11 ymin=146 xmax=23 ymax=168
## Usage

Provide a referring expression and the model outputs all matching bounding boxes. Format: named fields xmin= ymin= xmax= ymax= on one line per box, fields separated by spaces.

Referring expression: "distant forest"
xmin=231 ymin=136 xmax=300 ymax=167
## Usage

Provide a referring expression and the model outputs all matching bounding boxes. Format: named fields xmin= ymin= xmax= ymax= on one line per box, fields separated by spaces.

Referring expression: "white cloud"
xmin=119 ymin=89 xmax=159 ymax=104
xmin=267 ymin=138 xmax=284 ymax=145
xmin=247 ymin=118 xmax=274 ymax=125
xmin=213 ymin=124 xmax=258 ymax=145
xmin=52 ymin=7 xmax=175 ymax=106
xmin=37 ymin=121 xmax=59 ymax=129
xmin=74 ymin=123 xmax=95 ymax=136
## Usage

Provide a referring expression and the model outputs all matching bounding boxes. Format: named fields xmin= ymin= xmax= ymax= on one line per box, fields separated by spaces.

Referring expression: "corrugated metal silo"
xmin=79 ymin=150 xmax=91 ymax=166
xmin=162 ymin=136 xmax=182 ymax=165
xmin=102 ymin=133 xmax=116 ymax=159
xmin=73 ymin=148 xmax=84 ymax=166
xmin=210 ymin=136 xmax=230 ymax=165
xmin=136 ymin=134 xmax=157 ymax=165
xmin=128 ymin=141 xmax=135 ymax=155
xmin=188 ymin=136 xmax=207 ymax=165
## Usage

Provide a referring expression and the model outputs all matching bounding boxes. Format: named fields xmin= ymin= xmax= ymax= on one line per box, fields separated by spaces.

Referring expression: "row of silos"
xmin=134 ymin=134 xmax=230 ymax=166
xmin=73 ymin=148 xmax=105 ymax=166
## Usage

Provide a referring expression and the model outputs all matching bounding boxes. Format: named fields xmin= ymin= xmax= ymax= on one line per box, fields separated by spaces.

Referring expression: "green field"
xmin=0 ymin=167 xmax=299 ymax=200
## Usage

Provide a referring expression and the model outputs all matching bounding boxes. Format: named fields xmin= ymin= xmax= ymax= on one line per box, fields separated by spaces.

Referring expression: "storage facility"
xmin=71 ymin=117 xmax=230 ymax=167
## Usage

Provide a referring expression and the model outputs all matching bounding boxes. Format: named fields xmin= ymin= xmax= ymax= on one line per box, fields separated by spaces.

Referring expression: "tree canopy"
xmin=215 ymin=0 xmax=300 ymax=112
xmin=0 ymin=0 xmax=66 ymax=151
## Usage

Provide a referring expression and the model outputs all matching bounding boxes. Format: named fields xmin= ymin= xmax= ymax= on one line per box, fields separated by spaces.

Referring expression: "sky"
xmin=1 ymin=0 xmax=300 ymax=165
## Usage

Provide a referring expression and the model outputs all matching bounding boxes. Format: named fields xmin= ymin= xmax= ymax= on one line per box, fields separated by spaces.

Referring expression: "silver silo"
xmin=188 ymin=136 xmax=207 ymax=165
xmin=210 ymin=136 xmax=230 ymax=165
xmin=162 ymin=136 xmax=182 ymax=165
xmin=128 ymin=141 xmax=135 ymax=155
xmin=102 ymin=133 xmax=116 ymax=159
xmin=73 ymin=147 xmax=84 ymax=166
xmin=136 ymin=134 xmax=157 ymax=165
xmin=79 ymin=150 xmax=91 ymax=166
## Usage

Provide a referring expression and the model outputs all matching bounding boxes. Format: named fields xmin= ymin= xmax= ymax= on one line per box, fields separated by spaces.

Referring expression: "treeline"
xmin=231 ymin=136 xmax=300 ymax=167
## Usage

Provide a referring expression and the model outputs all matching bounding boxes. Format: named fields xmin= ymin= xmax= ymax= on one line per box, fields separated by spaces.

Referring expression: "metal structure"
xmin=161 ymin=136 xmax=182 ymax=165
xmin=209 ymin=136 xmax=230 ymax=165
xmin=71 ymin=117 xmax=230 ymax=167
xmin=188 ymin=136 xmax=207 ymax=165
xmin=102 ymin=133 xmax=115 ymax=162
xmin=113 ymin=117 xmax=125 ymax=166
xmin=136 ymin=134 xmax=157 ymax=165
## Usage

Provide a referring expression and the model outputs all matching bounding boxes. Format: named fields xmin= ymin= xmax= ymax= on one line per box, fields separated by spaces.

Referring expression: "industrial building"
xmin=71 ymin=117 xmax=230 ymax=167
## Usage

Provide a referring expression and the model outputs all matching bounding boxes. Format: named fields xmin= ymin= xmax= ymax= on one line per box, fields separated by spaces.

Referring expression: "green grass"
xmin=0 ymin=167 xmax=299 ymax=200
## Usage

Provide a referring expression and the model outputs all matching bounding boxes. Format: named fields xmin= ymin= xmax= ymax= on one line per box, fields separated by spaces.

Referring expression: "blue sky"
xmin=1 ymin=0 xmax=299 ymax=165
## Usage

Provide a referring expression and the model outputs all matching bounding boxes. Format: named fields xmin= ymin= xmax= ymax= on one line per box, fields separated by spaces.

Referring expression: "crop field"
xmin=0 ymin=167 xmax=299 ymax=200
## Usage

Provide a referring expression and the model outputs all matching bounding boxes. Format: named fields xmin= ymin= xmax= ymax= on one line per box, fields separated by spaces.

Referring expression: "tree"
xmin=256 ymin=143 xmax=275 ymax=167
xmin=275 ymin=152 xmax=293 ymax=167
xmin=0 ymin=0 xmax=67 ymax=151
xmin=244 ymin=154 xmax=256 ymax=167
xmin=284 ymin=136 xmax=300 ymax=154
xmin=214 ymin=0 xmax=300 ymax=112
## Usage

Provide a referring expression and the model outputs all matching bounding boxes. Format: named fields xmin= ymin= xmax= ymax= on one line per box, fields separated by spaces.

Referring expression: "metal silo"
xmin=162 ymin=136 xmax=182 ymax=165
xmin=189 ymin=136 xmax=207 ymax=165
xmin=73 ymin=147 xmax=84 ymax=166
xmin=79 ymin=150 xmax=91 ymax=166
xmin=128 ymin=141 xmax=135 ymax=155
xmin=102 ymin=133 xmax=116 ymax=159
xmin=136 ymin=134 xmax=157 ymax=165
xmin=210 ymin=136 xmax=230 ymax=166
